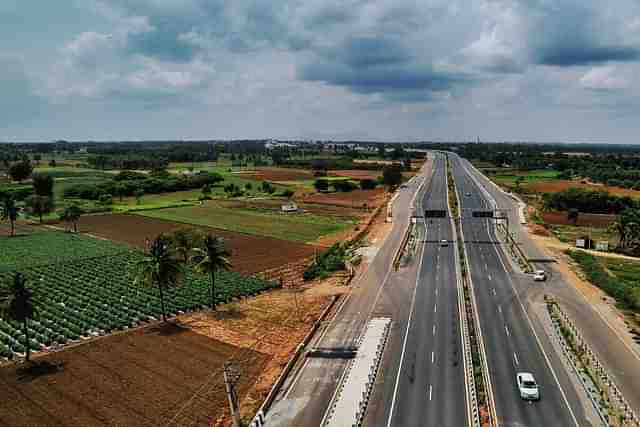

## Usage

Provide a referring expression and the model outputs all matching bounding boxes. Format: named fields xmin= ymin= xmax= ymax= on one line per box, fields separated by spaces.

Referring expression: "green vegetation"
xmin=543 ymin=188 xmax=636 ymax=214
xmin=137 ymin=202 xmax=351 ymax=242
xmin=490 ymin=169 xmax=559 ymax=186
xmin=547 ymin=225 xmax=614 ymax=245
xmin=0 ymin=231 xmax=276 ymax=360
xmin=567 ymin=250 xmax=640 ymax=312
xmin=0 ymin=232 xmax=129 ymax=272
xmin=303 ymin=243 xmax=350 ymax=281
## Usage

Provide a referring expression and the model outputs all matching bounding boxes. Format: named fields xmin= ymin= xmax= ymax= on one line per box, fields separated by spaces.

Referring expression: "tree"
xmin=1 ymin=196 xmax=19 ymax=236
xmin=25 ymin=195 xmax=54 ymax=223
xmin=313 ymin=179 xmax=329 ymax=192
xmin=9 ymin=159 xmax=33 ymax=183
xmin=170 ymin=228 xmax=204 ymax=263
xmin=59 ymin=204 xmax=83 ymax=233
xmin=134 ymin=234 xmax=184 ymax=322
xmin=114 ymin=183 xmax=126 ymax=202
xmin=360 ymin=178 xmax=377 ymax=190
xmin=2 ymin=273 xmax=37 ymax=362
xmin=245 ymin=182 xmax=253 ymax=191
xmin=382 ymin=165 xmax=403 ymax=190
xmin=201 ymin=184 xmax=212 ymax=198
xmin=32 ymin=174 xmax=54 ymax=197
xmin=192 ymin=235 xmax=232 ymax=310
xmin=567 ymin=208 xmax=579 ymax=226
xmin=134 ymin=188 xmax=145 ymax=205
xmin=48 ymin=159 xmax=57 ymax=168
xmin=609 ymin=208 xmax=640 ymax=250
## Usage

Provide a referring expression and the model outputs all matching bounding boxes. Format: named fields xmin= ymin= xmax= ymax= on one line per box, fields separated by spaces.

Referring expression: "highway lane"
xmin=267 ymin=159 xmax=432 ymax=427
xmin=385 ymin=153 xmax=467 ymax=427
xmin=450 ymin=154 xmax=585 ymax=427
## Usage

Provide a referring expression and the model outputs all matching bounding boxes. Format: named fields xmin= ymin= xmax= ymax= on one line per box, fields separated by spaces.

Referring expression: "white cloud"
xmin=580 ymin=66 xmax=627 ymax=90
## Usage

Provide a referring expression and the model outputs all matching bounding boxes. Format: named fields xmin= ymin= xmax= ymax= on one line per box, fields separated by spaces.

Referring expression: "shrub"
xmin=360 ymin=178 xmax=378 ymax=190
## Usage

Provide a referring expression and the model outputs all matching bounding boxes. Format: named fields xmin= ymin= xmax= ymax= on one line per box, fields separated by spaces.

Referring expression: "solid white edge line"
xmin=468 ymin=158 xmax=581 ymax=427
xmin=385 ymin=219 xmax=427 ymax=427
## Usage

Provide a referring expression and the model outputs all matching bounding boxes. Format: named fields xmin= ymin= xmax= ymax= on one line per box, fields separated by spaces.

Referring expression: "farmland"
xmin=0 ymin=232 xmax=277 ymax=361
xmin=137 ymin=201 xmax=352 ymax=243
xmin=76 ymin=214 xmax=319 ymax=275
xmin=0 ymin=324 xmax=268 ymax=427
xmin=540 ymin=211 xmax=616 ymax=228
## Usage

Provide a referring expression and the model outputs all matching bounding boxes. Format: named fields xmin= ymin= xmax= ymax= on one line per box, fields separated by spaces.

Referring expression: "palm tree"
xmin=134 ymin=234 xmax=183 ymax=322
xmin=1 ymin=195 xmax=19 ymax=236
xmin=59 ymin=204 xmax=83 ymax=233
xmin=2 ymin=273 xmax=36 ymax=361
xmin=192 ymin=235 xmax=232 ymax=310
xmin=170 ymin=228 xmax=203 ymax=264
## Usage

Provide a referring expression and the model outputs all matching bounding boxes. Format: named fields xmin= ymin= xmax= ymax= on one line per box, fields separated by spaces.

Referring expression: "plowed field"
xmin=0 ymin=323 xmax=268 ymax=427
xmin=236 ymin=167 xmax=313 ymax=182
xmin=302 ymin=188 xmax=388 ymax=209
xmin=77 ymin=214 xmax=318 ymax=275
xmin=527 ymin=180 xmax=640 ymax=198
xmin=540 ymin=211 xmax=616 ymax=228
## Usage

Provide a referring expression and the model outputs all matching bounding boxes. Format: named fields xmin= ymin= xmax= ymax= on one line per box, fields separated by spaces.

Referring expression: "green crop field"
xmin=490 ymin=169 xmax=559 ymax=186
xmin=0 ymin=232 xmax=129 ymax=272
xmin=0 ymin=232 xmax=277 ymax=360
xmin=137 ymin=202 xmax=351 ymax=242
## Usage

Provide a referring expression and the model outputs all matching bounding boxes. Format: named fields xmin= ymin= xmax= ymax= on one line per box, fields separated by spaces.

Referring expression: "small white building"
xmin=281 ymin=202 xmax=298 ymax=213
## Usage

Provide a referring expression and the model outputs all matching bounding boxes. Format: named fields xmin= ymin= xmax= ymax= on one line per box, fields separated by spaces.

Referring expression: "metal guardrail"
xmin=549 ymin=301 xmax=640 ymax=427
xmin=448 ymin=154 xmax=497 ymax=427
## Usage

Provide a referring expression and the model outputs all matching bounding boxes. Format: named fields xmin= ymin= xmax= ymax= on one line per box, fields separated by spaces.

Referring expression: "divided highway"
xmin=385 ymin=153 xmax=467 ymax=426
xmin=450 ymin=154 xmax=587 ymax=426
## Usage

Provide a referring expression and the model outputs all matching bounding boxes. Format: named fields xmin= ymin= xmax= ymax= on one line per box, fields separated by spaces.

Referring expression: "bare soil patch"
xmin=527 ymin=180 xmax=640 ymax=198
xmin=238 ymin=167 xmax=314 ymax=182
xmin=77 ymin=214 xmax=318 ymax=276
xmin=329 ymin=169 xmax=381 ymax=180
xmin=302 ymin=188 xmax=388 ymax=209
xmin=179 ymin=285 xmax=335 ymax=425
xmin=540 ymin=211 xmax=616 ymax=228
xmin=0 ymin=324 xmax=268 ymax=427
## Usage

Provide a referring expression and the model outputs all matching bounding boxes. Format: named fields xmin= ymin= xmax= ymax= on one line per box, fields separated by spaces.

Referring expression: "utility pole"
xmin=223 ymin=362 xmax=242 ymax=427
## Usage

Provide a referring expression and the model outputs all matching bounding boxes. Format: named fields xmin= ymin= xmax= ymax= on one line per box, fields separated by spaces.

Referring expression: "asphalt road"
xmin=450 ymin=154 xmax=587 ymax=427
xmin=462 ymin=156 xmax=640 ymax=417
xmin=383 ymin=152 xmax=467 ymax=426
xmin=267 ymin=159 xmax=431 ymax=427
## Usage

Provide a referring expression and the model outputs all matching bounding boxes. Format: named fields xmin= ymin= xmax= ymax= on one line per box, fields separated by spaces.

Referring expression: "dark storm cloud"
xmin=537 ymin=45 xmax=640 ymax=66
xmin=301 ymin=60 xmax=472 ymax=100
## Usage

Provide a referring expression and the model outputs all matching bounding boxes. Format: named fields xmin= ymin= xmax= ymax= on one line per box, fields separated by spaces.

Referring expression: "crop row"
xmin=0 ymin=251 xmax=277 ymax=360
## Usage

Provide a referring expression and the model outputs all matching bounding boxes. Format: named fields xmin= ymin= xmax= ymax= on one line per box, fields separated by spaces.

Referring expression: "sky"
xmin=1 ymin=0 xmax=640 ymax=143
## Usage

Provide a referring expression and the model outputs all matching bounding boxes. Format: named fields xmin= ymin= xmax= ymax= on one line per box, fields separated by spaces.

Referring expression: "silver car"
xmin=517 ymin=372 xmax=540 ymax=400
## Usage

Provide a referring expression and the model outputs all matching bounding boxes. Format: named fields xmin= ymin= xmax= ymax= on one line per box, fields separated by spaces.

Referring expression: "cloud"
xmin=580 ymin=66 xmax=628 ymax=90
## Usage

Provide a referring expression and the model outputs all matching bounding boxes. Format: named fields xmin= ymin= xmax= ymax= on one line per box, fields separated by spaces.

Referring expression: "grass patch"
xmin=491 ymin=169 xmax=559 ymax=187
xmin=136 ymin=202 xmax=351 ymax=242
xmin=566 ymin=249 xmax=640 ymax=312
xmin=548 ymin=225 xmax=615 ymax=245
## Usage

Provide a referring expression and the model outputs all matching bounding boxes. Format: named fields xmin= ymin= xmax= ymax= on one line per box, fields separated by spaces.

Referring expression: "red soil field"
xmin=77 ymin=214 xmax=318 ymax=276
xmin=236 ymin=167 xmax=313 ymax=182
xmin=540 ymin=211 xmax=616 ymax=228
xmin=0 ymin=323 xmax=268 ymax=427
xmin=527 ymin=180 xmax=640 ymax=198
xmin=301 ymin=188 xmax=388 ymax=209
xmin=328 ymin=169 xmax=382 ymax=180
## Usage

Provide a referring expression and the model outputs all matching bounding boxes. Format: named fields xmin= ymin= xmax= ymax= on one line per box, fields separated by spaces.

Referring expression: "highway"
xmin=267 ymin=158 xmax=431 ymax=427
xmin=450 ymin=154 xmax=588 ymax=426
xmin=384 ymin=152 xmax=467 ymax=426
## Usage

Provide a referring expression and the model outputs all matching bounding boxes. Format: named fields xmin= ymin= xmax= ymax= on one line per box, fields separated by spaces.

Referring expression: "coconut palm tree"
xmin=2 ymin=273 xmax=36 ymax=361
xmin=59 ymin=204 xmax=83 ymax=233
xmin=192 ymin=235 xmax=232 ymax=310
xmin=170 ymin=228 xmax=204 ymax=264
xmin=1 ymin=195 xmax=19 ymax=236
xmin=134 ymin=234 xmax=183 ymax=322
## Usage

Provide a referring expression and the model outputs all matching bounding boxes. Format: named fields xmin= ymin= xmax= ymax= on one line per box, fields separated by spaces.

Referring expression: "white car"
xmin=465 ymin=192 xmax=472 ymax=197
xmin=517 ymin=372 xmax=540 ymax=400
xmin=440 ymin=239 xmax=448 ymax=247
xmin=533 ymin=270 xmax=546 ymax=281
